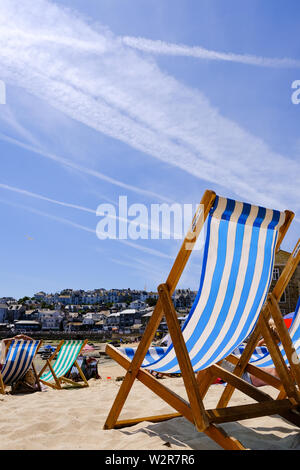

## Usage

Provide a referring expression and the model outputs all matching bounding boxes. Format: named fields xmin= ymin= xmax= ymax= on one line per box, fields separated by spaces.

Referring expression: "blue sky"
xmin=0 ymin=0 xmax=299 ymax=299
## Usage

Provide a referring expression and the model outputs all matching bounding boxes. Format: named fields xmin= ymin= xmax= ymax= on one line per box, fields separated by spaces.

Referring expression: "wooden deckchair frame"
xmin=216 ymin=239 xmax=300 ymax=409
xmin=103 ymin=189 xmax=298 ymax=450
xmin=38 ymin=339 xmax=89 ymax=389
xmin=0 ymin=339 xmax=42 ymax=394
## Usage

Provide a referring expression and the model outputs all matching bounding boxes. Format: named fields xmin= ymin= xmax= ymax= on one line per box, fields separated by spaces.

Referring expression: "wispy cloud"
xmin=0 ymin=181 xmax=179 ymax=239
xmin=0 ymin=182 xmax=96 ymax=214
xmin=0 ymin=0 xmax=299 ymax=216
xmin=0 ymin=133 xmax=171 ymax=203
xmin=123 ymin=36 xmax=300 ymax=68
xmin=0 ymin=196 xmax=172 ymax=260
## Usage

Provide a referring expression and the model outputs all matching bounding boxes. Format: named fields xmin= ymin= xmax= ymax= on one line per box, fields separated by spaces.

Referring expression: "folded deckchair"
xmin=38 ymin=339 xmax=89 ymax=389
xmin=103 ymin=189 xmax=299 ymax=450
xmin=0 ymin=339 xmax=41 ymax=394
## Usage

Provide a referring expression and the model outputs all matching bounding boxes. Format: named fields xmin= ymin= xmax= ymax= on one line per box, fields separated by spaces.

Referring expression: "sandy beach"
xmin=1 ymin=356 xmax=300 ymax=451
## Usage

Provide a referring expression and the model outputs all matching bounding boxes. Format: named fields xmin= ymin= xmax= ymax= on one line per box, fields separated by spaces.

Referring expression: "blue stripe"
xmin=220 ymin=198 xmax=236 ymax=221
xmin=153 ymin=199 xmax=232 ymax=372
xmin=2 ymin=340 xmax=19 ymax=381
xmin=267 ymin=210 xmax=280 ymax=230
xmin=196 ymin=202 xmax=251 ymax=368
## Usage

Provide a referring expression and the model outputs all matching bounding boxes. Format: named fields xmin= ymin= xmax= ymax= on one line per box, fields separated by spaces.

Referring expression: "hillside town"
xmin=0 ymin=287 xmax=197 ymax=337
xmin=1 ymin=249 xmax=299 ymax=339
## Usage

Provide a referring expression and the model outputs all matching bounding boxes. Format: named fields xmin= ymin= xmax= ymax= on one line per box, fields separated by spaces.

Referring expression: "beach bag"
xmin=11 ymin=369 xmax=39 ymax=394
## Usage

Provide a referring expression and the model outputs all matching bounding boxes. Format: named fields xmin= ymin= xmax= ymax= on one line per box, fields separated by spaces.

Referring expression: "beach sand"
xmin=1 ymin=358 xmax=300 ymax=450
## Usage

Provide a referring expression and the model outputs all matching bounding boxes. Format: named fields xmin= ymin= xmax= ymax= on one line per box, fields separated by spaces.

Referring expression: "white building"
xmin=106 ymin=312 xmax=120 ymax=326
xmin=38 ymin=309 xmax=64 ymax=330
xmin=129 ymin=300 xmax=147 ymax=310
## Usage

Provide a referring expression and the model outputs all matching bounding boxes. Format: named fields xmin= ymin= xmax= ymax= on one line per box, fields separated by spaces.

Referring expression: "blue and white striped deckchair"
xmin=104 ymin=190 xmax=298 ymax=450
xmin=0 ymin=339 xmax=41 ymax=394
xmin=119 ymin=194 xmax=286 ymax=374
xmin=233 ymin=296 xmax=300 ymax=368
xmin=38 ymin=339 xmax=89 ymax=389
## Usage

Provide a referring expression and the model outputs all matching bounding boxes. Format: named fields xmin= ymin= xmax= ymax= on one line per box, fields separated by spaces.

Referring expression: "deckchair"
xmin=38 ymin=339 xmax=89 ymax=389
xmin=215 ymin=238 xmax=300 ymax=413
xmin=233 ymin=296 xmax=300 ymax=363
xmin=222 ymin=295 xmax=300 ymax=398
xmin=103 ymin=189 xmax=299 ymax=450
xmin=0 ymin=338 xmax=42 ymax=394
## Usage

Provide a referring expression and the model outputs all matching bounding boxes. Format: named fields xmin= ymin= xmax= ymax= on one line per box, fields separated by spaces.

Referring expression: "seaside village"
xmin=0 ymin=250 xmax=300 ymax=341
xmin=0 ymin=287 xmax=196 ymax=338
xmin=1 ymin=248 xmax=299 ymax=340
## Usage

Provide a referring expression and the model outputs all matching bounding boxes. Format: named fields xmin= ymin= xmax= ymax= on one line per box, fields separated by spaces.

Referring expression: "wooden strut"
xmin=103 ymin=189 xmax=216 ymax=432
xmin=105 ymin=343 xmax=246 ymax=449
xmin=157 ymin=283 xmax=209 ymax=431
xmin=217 ymin=234 xmax=300 ymax=410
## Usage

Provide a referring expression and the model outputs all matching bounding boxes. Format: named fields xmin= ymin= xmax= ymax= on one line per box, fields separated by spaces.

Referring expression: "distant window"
xmin=273 ymin=268 xmax=280 ymax=281
xmin=279 ymin=290 xmax=287 ymax=303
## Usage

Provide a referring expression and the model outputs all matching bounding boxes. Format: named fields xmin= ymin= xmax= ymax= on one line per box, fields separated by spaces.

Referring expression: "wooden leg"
xmin=74 ymin=360 xmax=89 ymax=387
xmin=46 ymin=359 xmax=61 ymax=389
xmin=217 ymin=318 xmax=266 ymax=408
xmin=204 ymin=424 xmax=246 ymax=450
xmin=158 ymin=283 xmax=209 ymax=431
xmin=0 ymin=371 xmax=5 ymax=394
xmin=196 ymin=367 xmax=216 ymax=399
xmin=268 ymin=293 xmax=300 ymax=390
xmin=31 ymin=363 xmax=41 ymax=392
xmin=259 ymin=310 xmax=300 ymax=403
xmin=38 ymin=340 xmax=64 ymax=378
xmin=218 ymin=239 xmax=300 ymax=408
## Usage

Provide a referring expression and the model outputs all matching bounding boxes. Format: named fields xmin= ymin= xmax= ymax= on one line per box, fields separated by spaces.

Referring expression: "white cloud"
xmin=0 ymin=133 xmax=171 ymax=203
xmin=0 ymin=0 xmax=299 ymax=215
xmin=0 ymin=181 xmax=178 ymax=238
xmin=0 ymin=196 xmax=173 ymax=260
xmin=123 ymin=36 xmax=300 ymax=68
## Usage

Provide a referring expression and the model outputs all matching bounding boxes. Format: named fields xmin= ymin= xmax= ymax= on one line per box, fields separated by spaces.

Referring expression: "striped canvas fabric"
xmin=234 ymin=297 xmax=300 ymax=367
xmin=232 ymin=344 xmax=269 ymax=362
xmin=40 ymin=340 xmax=84 ymax=383
xmin=1 ymin=339 xmax=40 ymax=385
xmin=119 ymin=346 xmax=167 ymax=367
xmin=119 ymin=195 xmax=286 ymax=373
